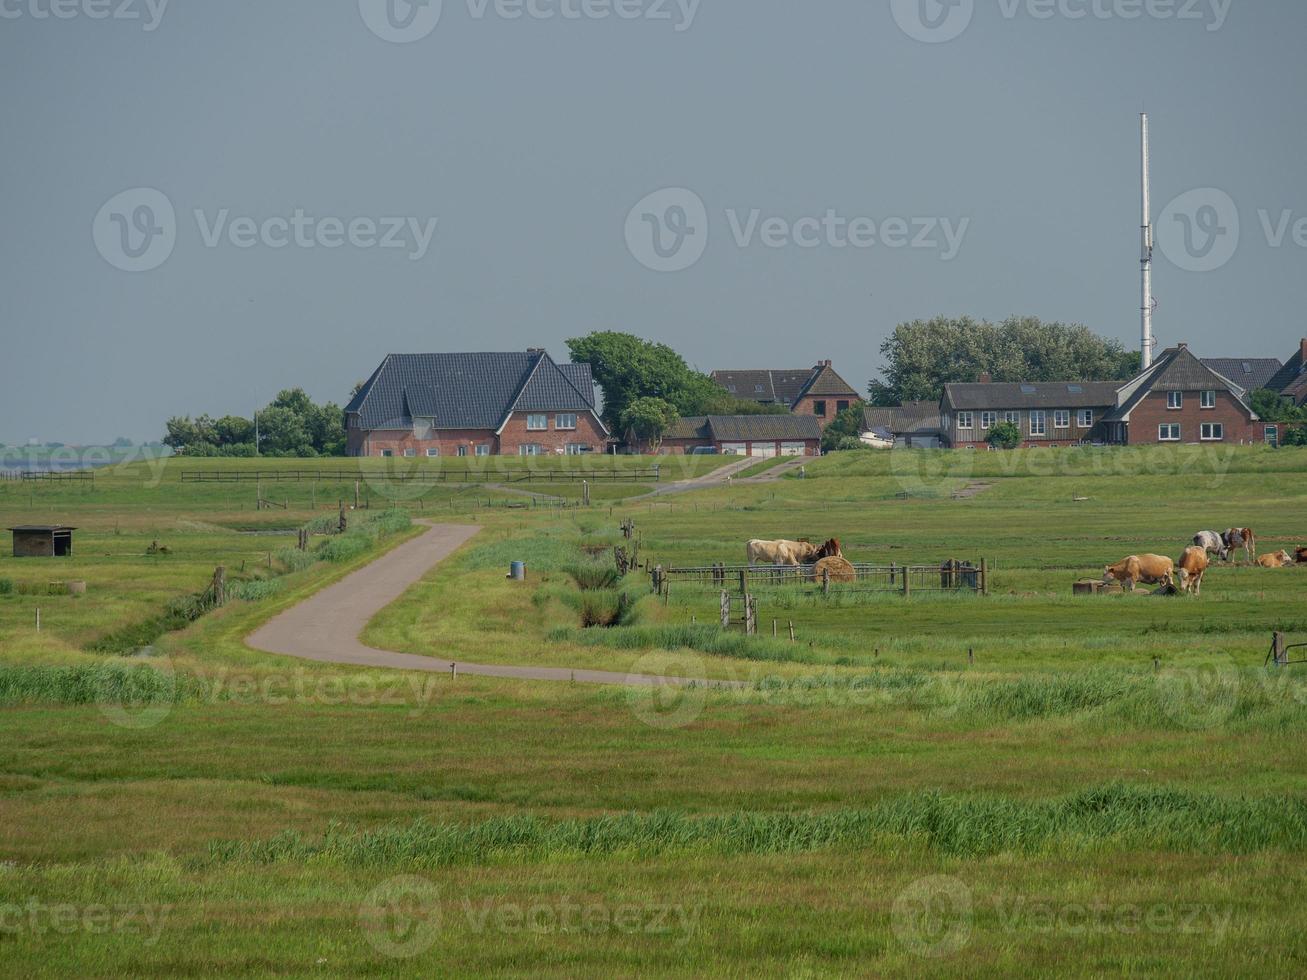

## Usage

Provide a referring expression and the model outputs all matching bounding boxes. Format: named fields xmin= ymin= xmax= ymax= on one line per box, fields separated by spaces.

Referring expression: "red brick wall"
xmin=498 ymin=412 xmax=607 ymax=455
xmin=348 ymin=428 xmax=499 ymax=457
xmin=1126 ymin=391 xmax=1262 ymax=445
xmin=792 ymin=395 xmax=860 ymax=431
xmin=649 ymin=438 xmax=819 ymax=456
xmin=350 ymin=411 xmax=608 ymax=457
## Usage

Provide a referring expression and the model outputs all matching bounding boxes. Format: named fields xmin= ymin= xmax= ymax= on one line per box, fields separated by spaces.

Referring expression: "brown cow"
xmin=1256 ymin=550 xmax=1293 ymax=569
xmin=1176 ymin=546 xmax=1210 ymax=596
xmin=1295 ymin=547 xmax=1307 ymax=565
xmin=1103 ymin=554 xmax=1175 ymax=592
xmin=1222 ymin=528 xmax=1256 ymax=562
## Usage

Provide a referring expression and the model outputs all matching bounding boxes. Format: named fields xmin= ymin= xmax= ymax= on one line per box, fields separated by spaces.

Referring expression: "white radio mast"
xmin=1140 ymin=113 xmax=1155 ymax=370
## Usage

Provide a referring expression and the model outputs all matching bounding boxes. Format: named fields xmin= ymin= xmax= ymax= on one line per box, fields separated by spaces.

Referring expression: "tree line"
xmin=163 ymin=389 xmax=346 ymax=457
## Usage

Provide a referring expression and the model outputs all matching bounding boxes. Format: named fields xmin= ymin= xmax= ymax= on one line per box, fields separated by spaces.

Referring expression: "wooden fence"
xmin=656 ymin=560 xmax=989 ymax=597
xmin=0 ymin=471 xmax=94 ymax=484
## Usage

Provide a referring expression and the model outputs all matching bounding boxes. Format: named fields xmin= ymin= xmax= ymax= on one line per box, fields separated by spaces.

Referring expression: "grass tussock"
xmin=0 ymin=660 xmax=187 ymax=707
xmin=206 ymin=783 xmax=1307 ymax=867
xmin=316 ymin=510 xmax=411 ymax=563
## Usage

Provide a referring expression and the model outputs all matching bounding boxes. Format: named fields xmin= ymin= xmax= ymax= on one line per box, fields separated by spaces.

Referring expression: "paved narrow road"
xmin=247 ymin=522 xmax=719 ymax=687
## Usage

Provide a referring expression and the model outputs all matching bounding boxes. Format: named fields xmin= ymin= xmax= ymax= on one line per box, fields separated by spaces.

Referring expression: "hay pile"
xmin=812 ymin=556 xmax=856 ymax=584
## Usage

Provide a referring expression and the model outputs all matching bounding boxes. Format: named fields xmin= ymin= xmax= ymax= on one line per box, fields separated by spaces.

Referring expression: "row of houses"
xmin=866 ymin=340 xmax=1307 ymax=449
xmin=343 ymin=339 xmax=1306 ymax=458
xmin=344 ymin=351 xmax=858 ymax=458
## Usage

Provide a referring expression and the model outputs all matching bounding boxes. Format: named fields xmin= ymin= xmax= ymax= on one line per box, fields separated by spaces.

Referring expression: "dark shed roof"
xmin=8 ymin=525 xmax=77 ymax=533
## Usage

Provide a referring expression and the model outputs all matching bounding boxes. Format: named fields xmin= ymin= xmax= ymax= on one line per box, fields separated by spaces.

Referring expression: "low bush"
xmin=0 ymin=578 xmax=13 ymax=596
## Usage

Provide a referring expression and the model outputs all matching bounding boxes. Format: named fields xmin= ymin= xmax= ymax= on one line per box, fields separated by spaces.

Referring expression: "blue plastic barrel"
xmin=510 ymin=561 xmax=526 ymax=581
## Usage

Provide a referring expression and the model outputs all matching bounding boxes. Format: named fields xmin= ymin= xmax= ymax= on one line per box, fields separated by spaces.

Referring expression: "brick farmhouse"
xmin=711 ymin=362 xmax=861 ymax=430
xmin=345 ymin=351 xmax=607 ymax=458
xmin=938 ymin=344 xmax=1277 ymax=448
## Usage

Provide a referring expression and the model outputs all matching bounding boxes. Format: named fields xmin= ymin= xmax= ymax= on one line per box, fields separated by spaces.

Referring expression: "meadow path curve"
xmin=246 ymin=521 xmax=721 ymax=688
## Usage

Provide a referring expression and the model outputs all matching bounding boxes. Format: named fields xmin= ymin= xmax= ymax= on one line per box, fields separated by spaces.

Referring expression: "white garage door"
xmin=750 ymin=443 xmax=778 ymax=458
xmin=780 ymin=442 xmax=807 ymax=456
xmin=720 ymin=443 xmax=747 ymax=455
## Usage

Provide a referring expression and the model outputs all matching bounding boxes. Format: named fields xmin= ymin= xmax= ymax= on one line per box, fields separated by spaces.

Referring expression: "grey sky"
xmin=2 ymin=0 xmax=1304 ymax=443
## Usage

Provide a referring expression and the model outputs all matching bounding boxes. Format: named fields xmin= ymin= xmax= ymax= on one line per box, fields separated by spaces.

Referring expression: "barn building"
xmin=345 ymin=350 xmax=607 ymax=457
xmin=10 ymin=525 xmax=76 ymax=558
xmin=654 ymin=415 xmax=823 ymax=456
xmin=710 ymin=361 xmax=862 ymax=430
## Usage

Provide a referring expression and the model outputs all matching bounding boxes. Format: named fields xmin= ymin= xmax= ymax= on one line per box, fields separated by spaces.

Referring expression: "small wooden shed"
xmin=9 ymin=525 xmax=77 ymax=558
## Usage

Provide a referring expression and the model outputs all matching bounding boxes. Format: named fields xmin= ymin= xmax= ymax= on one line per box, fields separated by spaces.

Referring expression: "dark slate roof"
xmin=346 ymin=351 xmax=599 ymax=431
xmin=942 ymin=381 xmax=1119 ymax=412
xmin=1202 ymin=358 xmax=1283 ymax=393
xmin=712 ymin=364 xmax=858 ymax=406
xmin=863 ymin=400 xmax=943 ymax=435
xmin=8 ymin=525 xmax=77 ymax=532
xmin=558 ymin=363 xmax=597 ymax=408
xmin=1266 ymin=342 xmax=1307 ymax=401
xmin=1107 ymin=345 xmax=1255 ymax=421
xmin=796 ymin=364 xmax=861 ymax=400
xmin=666 ymin=415 xmax=822 ymax=442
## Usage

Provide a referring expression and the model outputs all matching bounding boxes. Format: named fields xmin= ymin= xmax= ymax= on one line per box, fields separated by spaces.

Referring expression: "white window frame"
xmin=1201 ymin=390 xmax=1216 ymax=409
xmin=519 ymin=444 xmax=543 ymax=457
xmin=380 ymin=449 xmax=394 ymax=458
xmin=403 ymin=448 xmax=416 ymax=458
xmin=957 ymin=411 xmax=974 ymax=431
xmin=555 ymin=413 xmax=578 ymax=431
xmin=1077 ymin=409 xmax=1094 ymax=428
xmin=1054 ymin=410 xmax=1070 ymax=430
xmin=526 ymin=414 xmax=548 ymax=431
xmin=565 ymin=444 xmax=588 ymax=456
xmin=475 ymin=445 xmax=490 ymax=457
xmin=1029 ymin=411 xmax=1047 ymax=437
xmin=426 ymin=448 xmax=440 ymax=457
xmin=1004 ymin=411 xmax=1020 ymax=425
xmin=1159 ymin=423 xmax=1181 ymax=442
xmin=1201 ymin=422 xmax=1224 ymax=441
xmin=457 ymin=446 xmax=468 ymax=457
xmin=980 ymin=411 xmax=996 ymax=430
xmin=1167 ymin=391 xmax=1183 ymax=410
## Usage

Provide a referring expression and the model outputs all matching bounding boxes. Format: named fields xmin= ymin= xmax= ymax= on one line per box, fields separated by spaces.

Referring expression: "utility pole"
xmin=1140 ymin=112 xmax=1155 ymax=370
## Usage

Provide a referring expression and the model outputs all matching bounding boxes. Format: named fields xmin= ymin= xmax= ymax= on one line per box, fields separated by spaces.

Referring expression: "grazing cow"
xmin=1176 ymin=546 xmax=1210 ymax=596
xmin=1103 ymin=554 xmax=1175 ymax=592
xmin=746 ymin=539 xmax=819 ymax=567
xmin=1222 ymin=528 xmax=1257 ymax=562
xmin=812 ymin=539 xmax=843 ymax=561
xmin=1193 ymin=531 xmax=1229 ymax=562
xmin=1255 ymin=550 xmax=1294 ymax=569
xmin=1296 ymin=547 xmax=1307 ymax=565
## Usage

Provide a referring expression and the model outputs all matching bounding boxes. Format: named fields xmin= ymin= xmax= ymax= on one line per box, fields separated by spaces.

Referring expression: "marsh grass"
xmin=0 ymin=660 xmax=187 ymax=706
xmin=206 ymin=783 xmax=1307 ymax=867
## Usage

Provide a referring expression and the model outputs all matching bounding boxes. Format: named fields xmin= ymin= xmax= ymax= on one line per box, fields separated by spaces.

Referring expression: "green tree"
xmin=1251 ymin=388 xmax=1292 ymax=422
xmin=213 ymin=415 xmax=254 ymax=447
xmin=868 ymin=316 xmax=1139 ymax=406
xmin=257 ymin=406 xmax=315 ymax=457
xmin=986 ymin=420 xmax=1023 ymax=450
xmin=619 ymin=397 xmax=680 ymax=451
xmin=821 ymin=404 xmax=867 ymax=452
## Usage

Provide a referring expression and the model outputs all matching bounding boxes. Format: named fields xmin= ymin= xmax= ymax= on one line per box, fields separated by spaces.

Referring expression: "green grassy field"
xmin=2 ymin=447 xmax=1307 ymax=975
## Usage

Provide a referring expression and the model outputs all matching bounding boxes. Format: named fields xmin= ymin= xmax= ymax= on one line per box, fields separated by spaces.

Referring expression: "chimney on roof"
xmin=1300 ymin=338 xmax=1307 ymax=364
xmin=1177 ymin=342 xmax=1188 ymax=349
xmin=527 ymin=348 xmax=545 ymax=354
xmin=978 ymin=371 xmax=992 ymax=384
xmin=817 ymin=360 xmax=832 ymax=369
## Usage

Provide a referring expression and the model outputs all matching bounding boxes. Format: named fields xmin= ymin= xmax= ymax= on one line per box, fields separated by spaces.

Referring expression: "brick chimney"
xmin=1300 ymin=338 xmax=1307 ymax=365
xmin=978 ymin=371 xmax=992 ymax=384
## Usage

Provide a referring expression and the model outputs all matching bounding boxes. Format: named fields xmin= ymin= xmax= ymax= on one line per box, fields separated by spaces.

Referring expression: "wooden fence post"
xmin=739 ymin=568 xmax=749 ymax=595
xmin=1273 ymin=631 xmax=1287 ymax=667
xmin=980 ymin=558 xmax=990 ymax=596
xmin=788 ymin=620 xmax=795 ymax=642
xmin=745 ymin=595 xmax=757 ymax=636
xmin=720 ymin=591 xmax=731 ymax=629
xmin=903 ymin=567 xmax=911 ymax=598
xmin=822 ymin=567 xmax=831 ymax=596
xmin=212 ymin=566 xmax=226 ymax=607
